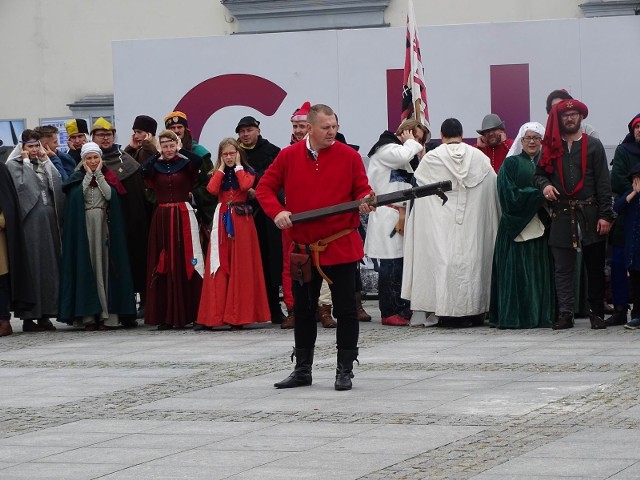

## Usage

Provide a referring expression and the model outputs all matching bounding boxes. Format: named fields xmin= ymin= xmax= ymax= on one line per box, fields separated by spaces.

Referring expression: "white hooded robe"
xmin=401 ymin=142 xmax=500 ymax=316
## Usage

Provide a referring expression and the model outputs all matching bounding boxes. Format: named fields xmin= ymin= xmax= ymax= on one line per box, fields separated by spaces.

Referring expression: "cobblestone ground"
xmin=0 ymin=309 xmax=639 ymax=479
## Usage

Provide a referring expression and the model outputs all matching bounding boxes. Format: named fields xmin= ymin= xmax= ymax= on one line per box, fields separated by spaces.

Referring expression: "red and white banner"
xmin=401 ymin=0 xmax=429 ymax=125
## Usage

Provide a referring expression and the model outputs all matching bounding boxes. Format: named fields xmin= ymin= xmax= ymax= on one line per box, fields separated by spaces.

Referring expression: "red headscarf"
xmin=539 ymin=99 xmax=589 ymax=174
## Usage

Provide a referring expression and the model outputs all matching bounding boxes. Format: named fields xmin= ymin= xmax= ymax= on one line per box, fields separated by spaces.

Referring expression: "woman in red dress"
xmin=142 ymin=130 xmax=204 ymax=330
xmin=196 ymin=138 xmax=270 ymax=329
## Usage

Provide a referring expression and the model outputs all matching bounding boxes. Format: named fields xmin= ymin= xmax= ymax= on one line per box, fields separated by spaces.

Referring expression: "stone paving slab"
xmin=2 ymin=304 xmax=640 ymax=479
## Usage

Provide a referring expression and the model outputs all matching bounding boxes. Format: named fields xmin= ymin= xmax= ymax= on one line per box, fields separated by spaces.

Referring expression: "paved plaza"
xmin=1 ymin=303 xmax=640 ymax=479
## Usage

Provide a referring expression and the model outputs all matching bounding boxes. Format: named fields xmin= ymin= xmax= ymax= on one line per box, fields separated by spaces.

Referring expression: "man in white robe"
xmin=401 ymin=118 xmax=500 ymax=319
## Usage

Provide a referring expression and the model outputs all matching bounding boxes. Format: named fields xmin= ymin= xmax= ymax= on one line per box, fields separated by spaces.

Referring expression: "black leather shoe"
xmin=552 ymin=312 xmax=574 ymax=330
xmin=589 ymin=314 xmax=607 ymax=330
xmin=335 ymin=348 xmax=359 ymax=391
xmin=274 ymin=347 xmax=314 ymax=388
xmin=605 ymin=305 xmax=628 ymax=326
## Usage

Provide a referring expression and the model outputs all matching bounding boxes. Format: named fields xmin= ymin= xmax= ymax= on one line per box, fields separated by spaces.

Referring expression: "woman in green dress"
xmin=489 ymin=122 xmax=555 ymax=328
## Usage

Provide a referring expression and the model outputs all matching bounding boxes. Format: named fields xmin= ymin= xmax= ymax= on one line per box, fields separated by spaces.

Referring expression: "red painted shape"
xmin=386 ymin=69 xmax=404 ymax=133
xmin=174 ymin=74 xmax=288 ymax=141
xmin=490 ymin=64 xmax=530 ymax=139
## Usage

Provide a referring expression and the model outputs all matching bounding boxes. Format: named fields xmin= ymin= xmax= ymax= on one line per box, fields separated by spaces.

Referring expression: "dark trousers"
xmin=552 ymin=242 xmax=606 ymax=316
xmin=629 ymin=271 xmax=640 ymax=318
xmin=293 ymin=262 xmax=358 ymax=350
xmin=378 ymin=258 xmax=409 ymax=318
xmin=0 ymin=274 xmax=9 ymax=320
xmin=610 ymin=245 xmax=629 ymax=305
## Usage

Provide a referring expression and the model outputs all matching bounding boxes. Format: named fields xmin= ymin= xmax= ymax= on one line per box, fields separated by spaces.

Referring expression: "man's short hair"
xmin=545 ymin=89 xmax=573 ymax=114
xmin=34 ymin=125 xmax=58 ymax=138
xmin=440 ymin=118 xmax=463 ymax=139
xmin=21 ymin=129 xmax=40 ymax=143
xmin=307 ymin=104 xmax=335 ymax=125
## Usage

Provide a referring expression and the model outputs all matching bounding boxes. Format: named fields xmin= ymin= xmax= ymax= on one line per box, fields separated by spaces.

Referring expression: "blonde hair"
xmin=158 ymin=129 xmax=178 ymax=143
xmin=210 ymin=137 xmax=248 ymax=174
xmin=395 ymin=119 xmax=430 ymax=145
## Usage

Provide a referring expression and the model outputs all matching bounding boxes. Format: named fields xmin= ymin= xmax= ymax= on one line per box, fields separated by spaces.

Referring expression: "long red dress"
xmin=197 ymin=167 xmax=270 ymax=327
xmin=143 ymin=153 xmax=203 ymax=328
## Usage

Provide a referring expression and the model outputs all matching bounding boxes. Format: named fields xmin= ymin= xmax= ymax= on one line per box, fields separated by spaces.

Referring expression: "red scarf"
xmin=539 ymin=103 xmax=589 ymax=196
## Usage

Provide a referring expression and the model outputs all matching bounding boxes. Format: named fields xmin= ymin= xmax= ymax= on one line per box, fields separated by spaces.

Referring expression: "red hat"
xmin=539 ymin=99 xmax=589 ymax=174
xmin=291 ymin=101 xmax=311 ymax=122
xmin=555 ymin=99 xmax=588 ymax=119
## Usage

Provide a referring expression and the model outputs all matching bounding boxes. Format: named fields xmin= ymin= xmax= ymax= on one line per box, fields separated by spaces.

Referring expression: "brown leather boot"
xmin=0 ymin=320 xmax=12 ymax=337
xmin=281 ymin=308 xmax=295 ymax=330
xmin=316 ymin=304 xmax=337 ymax=328
xmin=355 ymin=292 xmax=371 ymax=322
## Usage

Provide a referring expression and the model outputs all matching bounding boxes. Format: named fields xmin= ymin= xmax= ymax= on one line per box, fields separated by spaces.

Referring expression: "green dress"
xmin=489 ymin=152 xmax=555 ymax=329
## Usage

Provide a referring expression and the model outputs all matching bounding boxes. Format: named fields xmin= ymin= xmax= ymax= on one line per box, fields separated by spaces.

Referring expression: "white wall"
xmin=113 ymin=16 xmax=640 ymax=155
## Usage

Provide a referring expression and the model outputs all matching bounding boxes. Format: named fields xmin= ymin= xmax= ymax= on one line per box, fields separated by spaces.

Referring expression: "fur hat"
xmin=65 ymin=119 xmax=89 ymax=136
xmin=90 ymin=117 xmax=115 ymax=135
xmin=164 ymin=111 xmax=188 ymax=128
xmin=291 ymin=101 xmax=311 ymax=122
xmin=132 ymin=115 xmax=158 ymax=135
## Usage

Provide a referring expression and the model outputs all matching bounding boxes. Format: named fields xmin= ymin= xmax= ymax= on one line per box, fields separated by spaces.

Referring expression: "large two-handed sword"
xmin=289 ymin=180 xmax=452 ymax=224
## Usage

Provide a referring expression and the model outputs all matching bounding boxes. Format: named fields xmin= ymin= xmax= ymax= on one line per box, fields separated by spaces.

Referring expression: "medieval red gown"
xmin=197 ymin=167 xmax=270 ymax=327
xmin=143 ymin=153 xmax=203 ymax=328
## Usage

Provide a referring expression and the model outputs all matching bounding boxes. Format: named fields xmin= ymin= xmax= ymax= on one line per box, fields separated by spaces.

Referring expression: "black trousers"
xmin=293 ymin=262 xmax=358 ymax=350
xmin=552 ymin=241 xmax=606 ymax=316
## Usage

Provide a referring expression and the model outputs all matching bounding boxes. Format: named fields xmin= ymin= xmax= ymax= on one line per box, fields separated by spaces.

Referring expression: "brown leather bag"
xmin=290 ymin=252 xmax=312 ymax=285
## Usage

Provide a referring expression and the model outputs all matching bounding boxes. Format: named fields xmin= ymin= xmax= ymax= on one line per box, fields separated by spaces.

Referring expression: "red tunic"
xmin=144 ymin=165 xmax=202 ymax=328
xmin=256 ymin=140 xmax=371 ymax=266
xmin=197 ymin=168 xmax=270 ymax=327
xmin=475 ymin=140 xmax=514 ymax=173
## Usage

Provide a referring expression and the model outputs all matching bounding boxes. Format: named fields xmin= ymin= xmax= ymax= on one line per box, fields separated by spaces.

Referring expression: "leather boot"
xmin=335 ymin=348 xmax=359 ymax=391
xmin=605 ymin=305 xmax=628 ymax=326
xmin=274 ymin=347 xmax=314 ymax=388
xmin=281 ymin=308 xmax=295 ymax=330
xmin=589 ymin=313 xmax=607 ymax=330
xmin=0 ymin=320 xmax=12 ymax=337
xmin=355 ymin=292 xmax=371 ymax=322
xmin=552 ymin=312 xmax=574 ymax=330
xmin=316 ymin=304 xmax=337 ymax=328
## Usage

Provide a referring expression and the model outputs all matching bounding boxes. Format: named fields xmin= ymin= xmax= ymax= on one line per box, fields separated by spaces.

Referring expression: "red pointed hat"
xmin=539 ymin=99 xmax=589 ymax=173
xmin=291 ymin=101 xmax=311 ymax=122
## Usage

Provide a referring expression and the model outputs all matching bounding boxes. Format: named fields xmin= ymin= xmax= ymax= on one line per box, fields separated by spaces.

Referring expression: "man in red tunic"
xmin=474 ymin=113 xmax=513 ymax=173
xmin=256 ymin=104 xmax=374 ymax=391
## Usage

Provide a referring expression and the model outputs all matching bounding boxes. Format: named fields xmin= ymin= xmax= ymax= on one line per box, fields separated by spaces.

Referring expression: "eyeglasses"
xmin=93 ymin=132 xmax=114 ymax=138
xmin=560 ymin=112 xmax=580 ymax=120
xmin=523 ymin=136 xmax=542 ymax=143
xmin=221 ymin=152 xmax=237 ymax=158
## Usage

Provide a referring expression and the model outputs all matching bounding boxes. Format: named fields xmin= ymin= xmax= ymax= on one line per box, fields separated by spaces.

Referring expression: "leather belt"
xmin=295 ymin=228 xmax=354 ymax=284
xmin=553 ymin=197 xmax=596 ymax=249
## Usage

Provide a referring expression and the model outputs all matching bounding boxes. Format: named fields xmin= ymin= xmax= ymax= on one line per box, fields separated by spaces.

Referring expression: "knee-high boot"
xmin=335 ymin=348 xmax=359 ymax=391
xmin=274 ymin=347 xmax=314 ymax=389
